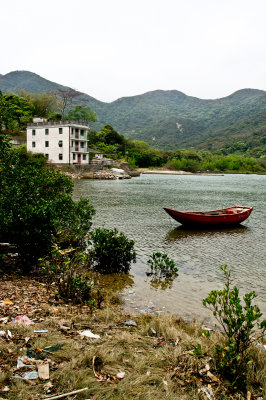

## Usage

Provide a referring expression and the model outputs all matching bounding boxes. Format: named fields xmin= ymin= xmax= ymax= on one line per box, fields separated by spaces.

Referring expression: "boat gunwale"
xmin=163 ymin=205 xmax=253 ymax=218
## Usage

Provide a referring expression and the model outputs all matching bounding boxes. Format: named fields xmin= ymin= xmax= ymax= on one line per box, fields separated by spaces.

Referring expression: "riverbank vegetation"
xmin=90 ymin=129 xmax=266 ymax=173
xmin=0 ymin=133 xmax=265 ymax=399
xmin=1 ymin=89 xmax=265 ymax=174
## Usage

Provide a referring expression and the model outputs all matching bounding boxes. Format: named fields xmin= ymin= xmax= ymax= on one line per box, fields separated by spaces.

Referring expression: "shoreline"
xmin=0 ymin=271 xmax=264 ymax=400
xmin=138 ymin=168 xmax=224 ymax=176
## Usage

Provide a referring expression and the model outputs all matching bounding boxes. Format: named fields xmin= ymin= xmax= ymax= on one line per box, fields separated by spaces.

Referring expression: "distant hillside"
xmin=1 ymin=70 xmax=265 ymax=152
xmin=0 ymin=71 xmax=105 ymax=111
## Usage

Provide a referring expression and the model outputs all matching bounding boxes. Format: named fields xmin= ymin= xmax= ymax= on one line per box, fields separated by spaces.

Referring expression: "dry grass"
xmin=0 ymin=275 xmax=265 ymax=400
xmin=0 ymin=308 xmax=265 ymax=400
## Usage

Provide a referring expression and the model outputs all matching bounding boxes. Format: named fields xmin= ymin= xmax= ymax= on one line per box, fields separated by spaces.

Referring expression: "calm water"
xmin=73 ymin=174 xmax=266 ymax=323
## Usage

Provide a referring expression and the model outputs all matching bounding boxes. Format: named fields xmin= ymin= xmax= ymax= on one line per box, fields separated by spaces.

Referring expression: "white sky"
xmin=1 ymin=0 xmax=266 ymax=102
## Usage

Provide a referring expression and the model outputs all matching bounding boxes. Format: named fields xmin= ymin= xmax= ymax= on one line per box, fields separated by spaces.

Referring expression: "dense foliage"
xmin=67 ymin=105 xmax=97 ymax=122
xmin=0 ymin=135 xmax=95 ymax=268
xmin=87 ymin=123 xmax=266 ymax=172
xmin=1 ymin=71 xmax=265 ymax=153
xmin=89 ymin=228 xmax=136 ymax=273
xmin=0 ymin=91 xmax=33 ymax=133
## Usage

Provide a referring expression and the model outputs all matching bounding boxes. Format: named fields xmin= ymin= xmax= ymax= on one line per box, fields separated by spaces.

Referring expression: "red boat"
xmin=163 ymin=205 xmax=253 ymax=227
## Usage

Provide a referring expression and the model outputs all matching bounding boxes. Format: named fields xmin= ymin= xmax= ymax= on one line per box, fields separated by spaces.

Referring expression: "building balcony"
xmin=71 ymin=135 xmax=88 ymax=141
xmin=71 ymin=147 xmax=89 ymax=154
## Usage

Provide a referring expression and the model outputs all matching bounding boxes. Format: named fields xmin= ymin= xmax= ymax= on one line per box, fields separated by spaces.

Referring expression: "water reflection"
xmin=165 ymin=225 xmax=249 ymax=241
xmin=87 ymin=271 xmax=134 ymax=293
xmin=146 ymin=273 xmax=178 ymax=290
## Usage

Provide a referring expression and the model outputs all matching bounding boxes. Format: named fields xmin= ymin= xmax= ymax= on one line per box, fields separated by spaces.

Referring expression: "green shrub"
xmin=40 ymin=245 xmax=94 ymax=304
xmin=89 ymin=228 xmax=136 ymax=273
xmin=146 ymin=252 xmax=178 ymax=290
xmin=0 ymin=135 xmax=95 ymax=268
xmin=203 ymin=265 xmax=265 ymax=388
xmin=147 ymin=252 xmax=178 ymax=277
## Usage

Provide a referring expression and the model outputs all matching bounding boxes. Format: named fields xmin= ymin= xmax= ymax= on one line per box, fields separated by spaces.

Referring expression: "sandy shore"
xmin=138 ymin=168 xmax=192 ymax=175
xmin=138 ymin=168 xmax=223 ymax=176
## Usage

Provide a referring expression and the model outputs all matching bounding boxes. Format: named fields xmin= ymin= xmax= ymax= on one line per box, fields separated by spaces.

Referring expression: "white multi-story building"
xmin=27 ymin=120 xmax=92 ymax=164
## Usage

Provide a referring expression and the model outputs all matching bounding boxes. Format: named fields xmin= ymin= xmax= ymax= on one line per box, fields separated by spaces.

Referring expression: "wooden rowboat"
xmin=163 ymin=205 xmax=253 ymax=226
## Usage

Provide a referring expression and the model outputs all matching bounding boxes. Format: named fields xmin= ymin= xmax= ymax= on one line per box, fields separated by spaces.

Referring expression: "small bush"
xmin=89 ymin=228 xmax=136 ymax=274
xmin=40 ymin=245 xmax=94 ymax=304
xmin=146 ymin=252 xmax=178 ymax=290
xmin=147 ymin=252 xmax=178 ymax=277
xmin=203 ymin=265 xmax=265 ymax=389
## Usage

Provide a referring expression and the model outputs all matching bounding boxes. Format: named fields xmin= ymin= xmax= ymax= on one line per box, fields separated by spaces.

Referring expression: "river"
xmin=73 ymin=173 xmax=266 ymax=324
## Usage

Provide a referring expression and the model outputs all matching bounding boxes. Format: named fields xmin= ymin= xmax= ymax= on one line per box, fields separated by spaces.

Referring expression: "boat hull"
xmin=163 ymin=205 xmax=253 ymax=227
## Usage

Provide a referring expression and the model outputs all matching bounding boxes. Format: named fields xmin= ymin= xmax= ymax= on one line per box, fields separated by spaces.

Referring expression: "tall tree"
xmin=67 ymin=105 xmax=97 ymax=122
xmin=0 ymin=91 xmax=33 ymax=132
xmin=18 ymin=90 xmax=58 ymax=118
xmin=53 ymin=88 xmax=83 ymax=119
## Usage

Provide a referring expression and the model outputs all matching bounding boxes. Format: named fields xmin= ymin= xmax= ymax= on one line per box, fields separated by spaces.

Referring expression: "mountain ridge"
xmin=1 ymin=70 xmax=265 ymax=152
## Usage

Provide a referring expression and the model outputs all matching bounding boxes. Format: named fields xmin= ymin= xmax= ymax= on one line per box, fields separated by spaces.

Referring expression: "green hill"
xmin=1 ymin=70 xmax=265 ymax=153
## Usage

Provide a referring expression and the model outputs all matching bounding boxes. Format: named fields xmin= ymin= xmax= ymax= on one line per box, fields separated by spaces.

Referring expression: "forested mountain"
xmin=1 ymin=70 xmax=265 ymax=152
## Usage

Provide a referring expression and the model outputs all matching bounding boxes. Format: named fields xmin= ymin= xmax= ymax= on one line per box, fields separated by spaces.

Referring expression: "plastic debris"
xmin=13 ymin=315 xmax=34 ymax=326
xmin=0 ymin=386 xmax=9 ymax=392
xmin=7 ymin=330 xmax=12 ymax=338
xmin=17 ymin=356 xmax=36 ymax=369
xmin=198 ymin=386 xmax=215 ymax=400
xmin=26 ymin=344 xmax=64 ymax=360
xmin=149 ymin=327 xmax=157 ymax=337
xmin=38 ymin=362 xmax=50 ymax=380
xmin=23 ymin=370 xmax=39 ymax=380
xmin=4 ymin=299 xmax=13 ymax=305
xmin=13 ymin=370 xmax=38 ymax=380
xmin=0 ymin=330 xmax=5 ymax=336
xmin=257 ymin=342 xmax=266 ymax=351
xmin=116 ymin=371 xmax=126 ymax=379
xmin=124 ymin=320 xmax=137 ymax=327
xmin=78 ymin=330 xmax=100 ymax=339
xmin=60 ymin=325 xmax=71 ymax=331
xmin=34 ymin=330 xmax=48 ymax=333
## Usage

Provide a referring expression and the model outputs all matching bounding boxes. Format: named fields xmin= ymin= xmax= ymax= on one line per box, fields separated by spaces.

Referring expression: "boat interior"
xmin=188 ymin=207 xmax=247 ymax=216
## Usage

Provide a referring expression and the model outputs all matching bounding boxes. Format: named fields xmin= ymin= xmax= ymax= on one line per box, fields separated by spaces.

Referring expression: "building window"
xmin=45 ymin=141 xmax=49 ymax=147
xmin=32 ymin=129 xmax=36 ymax=135
xmin=45 ymin=128 xmax=49 ymax=135
xmin=82 ymin=154 xmax=86 ymax=160
xmin=73 ymin=154 xmax=76 ymax=160
xmin=58 ymin=140 xmax=63 ymax=147
xmin=80 ymin=129 xmax=84 ymax=136
xmin=32 ymin=141 xmax=36 ymax=147
xmin=45 ymin=154 xmax=49 ymax=159
xmin=59 ymin=154 xmax=63 ymax=160
xmin=59 ymin=127 xmax=63 ymax=134
xmin=80 ymin=142 xmax=84 ymax=148
xmin=71 ymin=141 xmax=74 ymax=147
xmin=71 ymin=128 xmax=74 ymax=135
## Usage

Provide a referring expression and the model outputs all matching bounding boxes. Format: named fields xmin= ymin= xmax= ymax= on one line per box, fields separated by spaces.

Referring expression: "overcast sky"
xmin=1 ymin=0 xmax=266 ymax=102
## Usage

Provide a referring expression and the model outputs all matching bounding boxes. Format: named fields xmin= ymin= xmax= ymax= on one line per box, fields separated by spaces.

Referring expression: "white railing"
xmin=27 ymin=120 xmax=90 ymax=127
